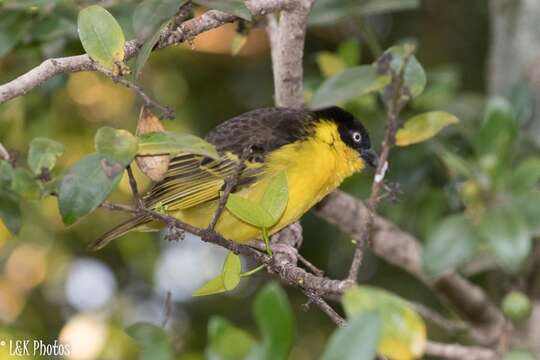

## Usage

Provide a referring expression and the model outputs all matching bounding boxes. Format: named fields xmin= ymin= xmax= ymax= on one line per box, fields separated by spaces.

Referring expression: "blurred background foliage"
xmin=1 ymin=0 xmax=539 ymax=359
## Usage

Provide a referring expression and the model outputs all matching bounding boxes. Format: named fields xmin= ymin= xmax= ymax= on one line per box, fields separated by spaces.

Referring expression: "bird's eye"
xmin=352 ymin=132 xmax=362 ymax=143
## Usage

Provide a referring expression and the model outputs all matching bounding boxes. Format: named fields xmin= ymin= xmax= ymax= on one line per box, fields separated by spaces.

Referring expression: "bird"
xmin=91 ymin=106 xmax=378 ymax=250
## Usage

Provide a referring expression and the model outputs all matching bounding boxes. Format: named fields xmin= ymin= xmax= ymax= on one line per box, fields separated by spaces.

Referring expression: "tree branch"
xmin=425 ymin=341 xmax=497 ymax=360
xmin=0 ymin=0 xmax=292 ymax=104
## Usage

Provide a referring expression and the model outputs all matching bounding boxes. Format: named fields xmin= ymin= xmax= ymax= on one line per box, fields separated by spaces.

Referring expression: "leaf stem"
xmin=240 ymin=264 xmax=266 ymax=277
xmin=262 ymin=227 xmax=273 ymax=256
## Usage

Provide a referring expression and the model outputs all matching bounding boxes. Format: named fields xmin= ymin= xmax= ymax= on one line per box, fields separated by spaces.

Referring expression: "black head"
xmin=314 ymin=106 xmax=378 ymax=168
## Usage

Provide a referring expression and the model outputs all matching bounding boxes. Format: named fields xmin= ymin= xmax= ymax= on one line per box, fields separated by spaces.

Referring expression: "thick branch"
xmin=0 ymin=0 xmax=291 ymax=104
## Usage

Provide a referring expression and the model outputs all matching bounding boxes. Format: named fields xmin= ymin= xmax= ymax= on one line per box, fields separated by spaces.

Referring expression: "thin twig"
xmin=100 ymin=201 xmax=136 ymax=213
xmin=161 ymin=291 xmax=173 ymax=328
xmin=126 ymin=165 xmax=143 ymax=208
xmin=303 ymin=290 xmax=346 ymax=327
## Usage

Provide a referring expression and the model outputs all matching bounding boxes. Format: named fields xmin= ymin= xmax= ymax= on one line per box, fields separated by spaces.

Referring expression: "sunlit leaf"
xmin=226 ymin=194 xmax=274 ymax=228
xmin=338 ymin=39 xmax=360 ymax=67
xmin=58 ymin=154 xmax=122 ymax=225
xmin=479 ymin=205 xmax=531 ymax=273
xmin=95 ymin=127 xmax=138 ymax=167
xmin=252 ymin=282 xmax=294 ymax=360
xmin=126 ymin=322 xmax=174 ymax=360
xmin=321 ymin=312 xmax=380 ymax=360
xmin=78 ymin=5 xmax=126 ymax=70
xmin=133 ymin=0 xmax=187 ymax=41
xmin=396 ymin=111 xmax=458 ymax=146
xmin=379 ymin=45 xmax=426 ymax=99
xmin=27 ymin=137 xmax=64 ymax=175
xmin=0 ymin=190 xmax=22 ymax=235
xmin=222 ymin=252 xmax=241 ymax=291
xmin=261 ymin=171 xmax=288 ymax=224
xmin=207 ymin=316 xmax=256 ymax=360
xmin=423 ymin=214 xmax=478 ymax=277
xmin=193 ymin=274 xmax=227 ymax=297
xmin=309 ymin=65 xmax=390 ymax=109
xmin=316 ymin=51 xmax=346 ymax=77
xmin=343 ymin=285 xmax=426 ymax=360
xmin=137 ymin=131 xmax=219 ymax=160
xmin=193 ymin=0 xmax=252 ymax=21
xmin=11 ymin=168 xmax=41 ymax=200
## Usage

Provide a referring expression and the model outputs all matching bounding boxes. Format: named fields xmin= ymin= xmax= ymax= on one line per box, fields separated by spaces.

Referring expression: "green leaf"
xmin=261 ymin=171 xmax=288 ymax=224
xmin=502 ymin=351 xmax=536 ymax=360
xmin=316 ymin=52 xmax=346 ymax=78
xmin=512 ymin=191 xmax=540 ymax=236
xmin=133 ymin=0 xmax=187 ymax=41
xmin=222 ymin=252 xmax=241 ymax=291
xmin=27 ymin=137 xmax=64 ymax=175
xmin=502 ymin=157 xmax=540 ymax=193
xmin=207 ymin=316 xmax=256 ymax=360
xmin=309 ymin=0 xmax=418 ymax=26
xmin=134 ymin=23 xmax=166 ymax=78
xmin=193 ymin=274 xmax=227 ymax=296
xmin=423 ymin=214 xmax=478 ymax=277
xmin=343 ymin=285 xmax=426 ymax=360
xmin=338 ymin=39 xmax=360 ymax=67
xmin=95 ymin=127 xmax=138 ymax=167
xmin=479 ymin=205 xmax=531 ymax=273
xmin=78 ymin=5 xmax=126 ymax=70
xmin=309 ymin=65 xmax=391 ymax=110
xmin=137 ymin=131 xmax=219 ymax=160
xmin=11 ymin=168 xmax=41 ymax=200
xmin=475 ymin=97 xmax=517 ymax=175
xmin=226 ymin=193 xmax=275 ymax=228
xmin=395 ymin=111 xmax=459 ymax=146
xmin=58 ymin=154 xmax=122 ymax=225
xmin=0 ymin=12 xmax=25 ymax=58
xmin=193 ymin=0 xmax=252 ymax=21
xmin=0 ymin=190 xmax=22 ymax=235
xmin=126 ymin=322 xmax=173 ymax=360
xmin=253 ymin=283 xmax=295 ymax=360
xmin=0 ymin=160 xmax=14 ymax=189
xmin=436 ymin=146 xmax=475 ymax=179
xmin=321 ymin=312 xmax=380 ymax=360
xmin=380 ymin=45 xmax=426 ymax=99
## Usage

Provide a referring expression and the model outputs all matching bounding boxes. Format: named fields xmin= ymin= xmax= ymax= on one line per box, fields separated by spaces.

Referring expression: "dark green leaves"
xmin=380 ymin=45 xmax=426 ymax=100
xmin=309 ymin=66 xmax=390 ymax=109
xmin=27 ymin=137 xmax=64 ymax=175
xmin=193 ymin=0 xmax=252 ymax=21
xmin=321 ymin=312 xmax=380 ymax=360
xmin=58 ymin=154 xmax=122 ymax=225
xmin=78 ymin=5 xmax=126 ymax=70
xmin=133 ymin=0 xmax=187 ymax=41
xmin=126 ymin=322 xmax=173 ymax=360
xmin=252 ymin=282 xmax=295 ymax=360
xmin=423 ymin=214 xmax=478 ymax=277
xmin=0 ymin=190 xmax=22 ymax=235
xmin=207 ymin=317 xmax=256 ymax=360
xmin=95 ymin=127 xmax=138 ymax=167
xmin=479 ymin=206 xmax=531 ymax=273
xmin=137 ymin=131 xmax=219 ymax=160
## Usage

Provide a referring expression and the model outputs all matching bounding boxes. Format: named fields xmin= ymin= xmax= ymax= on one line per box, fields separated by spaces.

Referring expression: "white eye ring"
xmin=352 ymin=132 xmax=362 ymax=143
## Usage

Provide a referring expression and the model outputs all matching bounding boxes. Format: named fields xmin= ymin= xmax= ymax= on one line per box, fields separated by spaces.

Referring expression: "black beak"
xmin=361 ymin=149 xmax=378 ymax=168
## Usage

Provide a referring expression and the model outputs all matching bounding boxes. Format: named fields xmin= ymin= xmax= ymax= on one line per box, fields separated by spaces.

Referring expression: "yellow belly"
xmin=169 ymin=121 xmax=365 ymax=243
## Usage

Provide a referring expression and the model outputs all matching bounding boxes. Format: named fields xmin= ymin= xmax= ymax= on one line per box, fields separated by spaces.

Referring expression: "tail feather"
xmin=90 ymin=215 xmax=150 ymax=250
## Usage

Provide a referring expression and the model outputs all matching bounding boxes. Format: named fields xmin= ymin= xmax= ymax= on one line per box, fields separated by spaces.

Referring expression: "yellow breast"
xmin=173 ymin=120 xmax=365 ymax=243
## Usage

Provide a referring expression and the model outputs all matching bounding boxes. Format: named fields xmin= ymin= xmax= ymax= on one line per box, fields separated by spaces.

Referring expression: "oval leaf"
xmin=321 ymin=312 xmax=380 ymax=360
xmin=138 ymin=131 xmax=219 ymax=160
xmin=193 ymin=0 xmax=252 ymax=21
xmin=133 ymin=0 xmax=187 ymax=41
xmin=95 ymin=126 xmax=138 ymax=167
xmin=380 ymin=45 xmax=426 ymax=99
xmin=58 ymin=154 xmax=122 ymax=225
xmin=423 ymin=214 xmax=478 ymax=277
xmin=193 ymin=274 xmax=227 ymax=297
xmin=226 ymin=193 xmax=274 ymax=228
xmin=261 ymin=171 xmax=288 ymax=224
xmin=253 ymin=283 xmax=295 ymax=360
xmin=222 ymin=252 xmax=241 ymax=291
xmin=27 ymin=137 xmax=64 ymax=175
xmin=396 ymin=111 xmax=458 ymax=146
xmin=78 ymin=5 xmax=126 ymax=70
xmin=0 ymin=190 xmax=22 ymax=235
xmin=479 ymin=205 xmax=531 ymax=273
xmin=343 ymin=285 xmax=427 ymax=360
xmin=309 ymin=65 xmax=390 ymax=109
xmin=207 ymin=316 xmax=256 ymax=360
